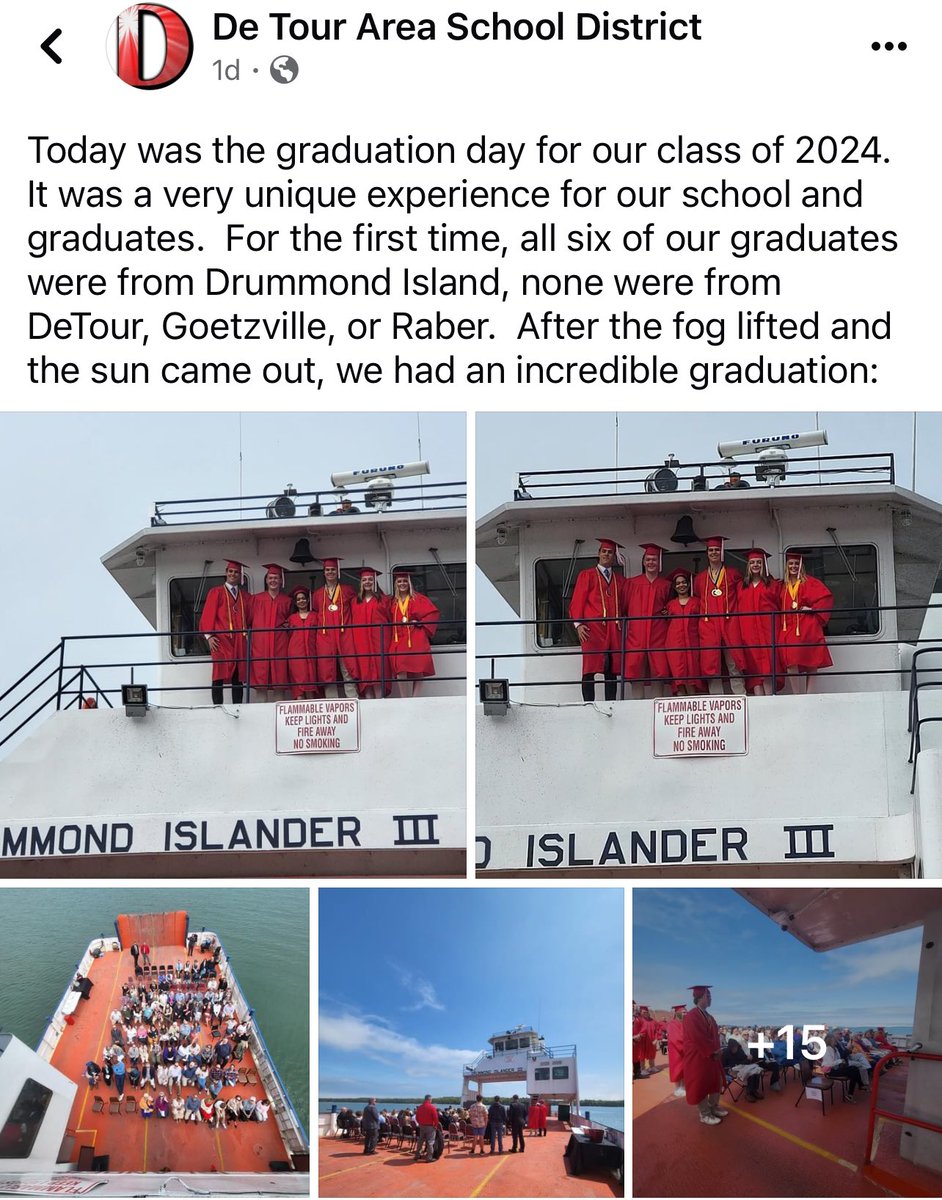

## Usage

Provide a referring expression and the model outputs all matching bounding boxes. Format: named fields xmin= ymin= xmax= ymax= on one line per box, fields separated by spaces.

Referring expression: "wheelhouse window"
xmin=504 ymin=1038 xmax=519 ymax=1050
xmin=535 ymin=556 xmax=612 ymax=648
xmin=551 ymin=1065 xmax=570 ymax=1080
xmin=783 ymin=544 xmax=879 ymax=636
xmin=392 ymin=562 xmax=466 ymax=646
xmin=0 ymin=1078 xmax=53 ymax=1158
xmin=169 ymin=575 xmax=224 ymax=658
xmin=533 ymin=1067 xmax=551 ymax=1081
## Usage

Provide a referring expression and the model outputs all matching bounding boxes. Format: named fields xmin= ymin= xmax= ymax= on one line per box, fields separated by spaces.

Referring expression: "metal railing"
xmin=0 ymin=622 xmax=467 ymax=750
xmin=477 ymin=603 xmax=942 ymax=698
xmin=907 ymin=648 xmax=942 ymax=791
xmin=218 ymin=937 xmax=309 ymax=1155
xmin=152 ymin=480 xmax=466 ymax=525
xmin=512 ymin=453 xmax=895 ymax=500
xmin=863 ymin=1045 xmax=942 ymax=1192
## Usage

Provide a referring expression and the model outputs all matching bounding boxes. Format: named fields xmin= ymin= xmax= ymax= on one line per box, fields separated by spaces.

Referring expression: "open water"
xmin=0 ymin=887 xmax=309 ymax=1129
xmin=319 ymin=1099 xmax=625 ymax=1132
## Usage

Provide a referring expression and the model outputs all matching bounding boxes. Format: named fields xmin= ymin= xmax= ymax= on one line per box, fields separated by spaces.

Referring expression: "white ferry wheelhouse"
xmin=476 ymin=436 xmax=942 ymax=878
xmin=0 ymin=471 xmax=466 ymax=877
xmin=461 ymin=1025 xmax=580 ymax=1115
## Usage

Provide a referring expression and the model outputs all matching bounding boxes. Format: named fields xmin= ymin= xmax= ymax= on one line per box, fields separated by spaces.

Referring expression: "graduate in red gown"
xmin=693 ymin=536 xmax=746 ymax=695
xmin=388 ymin=570 xmax=440 ymax=697
xmin=737 ymin=548 xmax=782 ymax=696
xmin=623 ymin=544 xmax=672 ymax=697
xmin=249 ymin=563 xmax=293 ymax=700
xmin=665 ymin=570 xmax=704 ymax=695
xmin=632 ymin=1003 xmax=653 ymax=1080
xmin=310 ymin=557 xmax=358 ymax=698
xmin=667 ymin=1005 xmax=687 ymax=1097
xmin=682 ymin=985 xmax=726 ymax=1125
xmin=285 ymin=585 xmax=321 ymax=699
xmin=350 ymin=567 xmax=392 ymax=698
xmin=569 ymin=537 xmax=629 ymax=702
xmin=778 ymin=549 xmax=833 ymax=693
xmin=198 ymin=560 xmax=252 ymax=705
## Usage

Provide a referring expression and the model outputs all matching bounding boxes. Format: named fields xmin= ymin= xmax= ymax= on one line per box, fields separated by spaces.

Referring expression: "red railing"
xmin=863 ymin=1045 xmax=942 ymax=1196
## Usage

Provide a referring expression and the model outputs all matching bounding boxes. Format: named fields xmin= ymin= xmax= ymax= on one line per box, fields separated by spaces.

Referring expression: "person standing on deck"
xmin=667 ymin=1004 xmax=687 ymax=1097
xmin=693 ymin=537 xmax=746 ymax=696
xmin=311 ymin=558 xmax=358 ymax=698
xmin=488 ymin=1095 xmax=507 ymax=1154
xmin=508 ymin=1094 xmax=528 ymax=1153
xmin=738 ymin=548 xmax=781 ymax=696
xmin=350 ymin=567 xmax=392 ymax=698
xmin=468 ymin=1095 xmax=488 ymax=1154
xmin=682 ymin=985 xmax=726 ymax=1126
xmin=569 ymin=538 xmax=629 ymax=702
xmin=361 ymin=1098 xmax=380 ymax=1155
xmin=414 ymin=1094 xmax=440 ymax=1162
xmin=777 ymin=549 xmax=834 ymax=694
xmin=388 ymin=570 xmax=440 ymax=698
xmin=199 ymin=560 xmax=252 ymax=704
xmin=250 ymin=563 xmax=293 ymax=701
xmin=622 ymin=545 xmax=672 ymax=698
xmin=665 ymin=571 xmax=704 ymax=695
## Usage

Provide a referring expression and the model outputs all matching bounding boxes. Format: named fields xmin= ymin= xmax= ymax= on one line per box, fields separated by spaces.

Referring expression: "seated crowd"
xmin=716 ymin=1023 xmax=899 ymax=1104
xmin=81 ymin=937 xmax=271 ymax=1127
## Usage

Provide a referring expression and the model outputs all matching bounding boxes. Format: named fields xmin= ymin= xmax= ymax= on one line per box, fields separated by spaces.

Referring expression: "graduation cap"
xmin=355 ymin=566 xmax=382 ymax=578
xmin=262 ymin=563 xmax=288 ymax=587
xmin=688 ymin=984 xmax=712 ymax=1000
xmin=319 ymin=557 xmax=342 ymax=570
xmin=745 ymin=547 xmax=770 ymax=575
xmin=224 ymin=560 xmax=247 ymax=584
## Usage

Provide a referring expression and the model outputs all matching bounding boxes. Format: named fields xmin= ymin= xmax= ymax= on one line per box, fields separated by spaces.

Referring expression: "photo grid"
xmin=4 ymin=0 xmax=941 ymax=1194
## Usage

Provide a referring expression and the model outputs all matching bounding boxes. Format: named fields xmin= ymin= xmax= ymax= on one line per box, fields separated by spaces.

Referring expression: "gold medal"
xmin=712 ymin=587 xmax=723 ymax=597
xmin=792 ymin=601 xmax=798 ymax=610
xmin=328 ymin=603 xmax=338 ymax=612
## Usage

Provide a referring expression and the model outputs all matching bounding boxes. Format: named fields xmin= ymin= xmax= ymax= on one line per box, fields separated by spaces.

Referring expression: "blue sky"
xmin=633 ymin=889 xmax=928 ymax=1030
xmin=319 ymin=888 xmax=624 ymax=1099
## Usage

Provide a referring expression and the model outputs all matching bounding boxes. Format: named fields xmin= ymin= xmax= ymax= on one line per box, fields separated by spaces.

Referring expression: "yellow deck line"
xmin=319 ymin=1156 xmax=387 ymax=1180
xmin=470 ymin=1152 xmax=510 ymax=1197
xmin=142 ymin=1113 xmax=149 ymax=1171
xmin=727 ymin=1104 xmax=859 ymax=1172
xmin=215 ymin=1128 xmax=226 ymax=1171
xmin=71 ymin=951 xmax=122 ymax=1150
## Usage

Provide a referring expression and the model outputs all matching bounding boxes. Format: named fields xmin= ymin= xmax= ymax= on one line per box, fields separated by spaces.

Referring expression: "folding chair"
xmin=794 ymin=1062 xmax=834 ymax=1115
xmin=109 ymin=1098 xmax=122 ymax=1115
xmin=92 ymin=1096 xmax=104 ymax=1113
xmin=125 ymin=1097 xmax=137 ymax=1114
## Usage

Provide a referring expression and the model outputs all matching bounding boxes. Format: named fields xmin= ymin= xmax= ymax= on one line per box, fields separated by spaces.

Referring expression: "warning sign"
xmin=275 ymin=699 xmax=361 ymax=755
xmin=653 ymin=696 xmax=747 ymax=758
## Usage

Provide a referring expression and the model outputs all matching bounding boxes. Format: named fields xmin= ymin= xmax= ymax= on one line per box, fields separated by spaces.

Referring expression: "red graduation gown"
xmin=310 ymin=584 xmax=358 ymax=683
xmin=388 ymin=592 xmax=439 ymax=677
xmin=667 ymin=1020 xmax=685 ymax=1084
xmin=249 ymin=590 xmax=293 ymax=688
xmin=777 ymin=574 xmax=833 ymax=670
xmin=682 ymin=1007 xmax=724 ymax=1105
xmin=622 ymin=574 xmax=672 ymax=680
xmin=737 ymin=579 xmax=782 ymax=691
xmin=285 ymin=612 xmax=321 ymax=698
xmin=632 ymin=1016 xmax=649 ymax=1064
xmin=665 ymin=597 xmax=704 ymax=693
xmin=693 ymin=566 xmax=745 ymax=676
xmin=569 ymin=567 xmax=627 ymax=675
xmin=350 ymin=594 xmax=392 ymax=695
xmin=198 ymin=585 xmax=251 ymax=682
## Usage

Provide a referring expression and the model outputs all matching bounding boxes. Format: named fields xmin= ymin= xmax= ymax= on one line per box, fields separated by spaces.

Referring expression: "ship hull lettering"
xmin=521 ymin=825 xmax=748 ymax=868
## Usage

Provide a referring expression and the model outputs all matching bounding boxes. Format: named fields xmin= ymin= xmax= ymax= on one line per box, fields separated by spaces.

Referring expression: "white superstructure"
xmin=0 ymin=479 xmax=466 ymax=877
xmin=476 ymin=450 xmax=942 ymax=877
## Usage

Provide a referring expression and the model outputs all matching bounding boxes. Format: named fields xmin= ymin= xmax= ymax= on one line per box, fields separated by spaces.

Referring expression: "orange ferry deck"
xmin=50 ymin=943 xmax=291 ymax=1174
xmin=633 ymin=1049 xmax=941 ymax=1197
xmin=319 ymin=1118 xmax=622 ymax=1197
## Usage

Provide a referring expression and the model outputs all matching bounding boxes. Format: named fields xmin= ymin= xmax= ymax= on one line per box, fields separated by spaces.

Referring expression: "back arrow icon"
xmin=41 ymin=29 xmax=62 ymax=63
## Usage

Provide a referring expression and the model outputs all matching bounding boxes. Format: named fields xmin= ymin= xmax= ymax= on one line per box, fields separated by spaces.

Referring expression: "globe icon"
xmin=270 ymin=56 xmax=298 ymax=83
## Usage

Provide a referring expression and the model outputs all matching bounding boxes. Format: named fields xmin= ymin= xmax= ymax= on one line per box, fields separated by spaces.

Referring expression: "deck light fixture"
xmin=122 ymin=683 xmax=149 ymax=718
xmin=480 ymin=678 xmax=510 ymax=715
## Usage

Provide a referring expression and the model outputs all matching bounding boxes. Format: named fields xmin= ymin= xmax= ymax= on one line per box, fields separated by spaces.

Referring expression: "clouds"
xmin=319 ymin=1010 xmax=477 ymax=1081
xmin=829 ymin=932 xmax=922 ymax=986
xmin=390 ymin=963 xmax=445 ymax=1012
